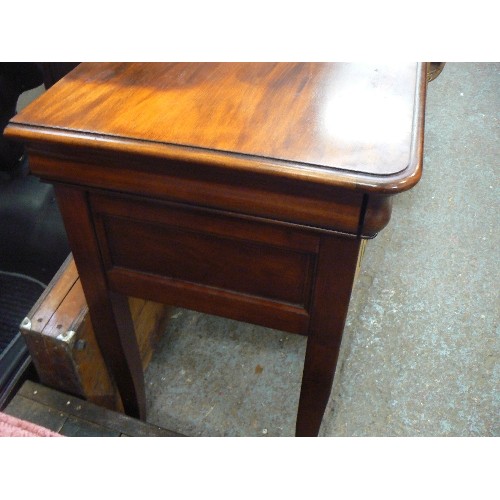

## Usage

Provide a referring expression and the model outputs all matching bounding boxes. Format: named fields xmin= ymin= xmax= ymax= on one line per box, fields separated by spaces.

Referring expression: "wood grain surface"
xmin=6 ymin=62 xmax=426 ymax=192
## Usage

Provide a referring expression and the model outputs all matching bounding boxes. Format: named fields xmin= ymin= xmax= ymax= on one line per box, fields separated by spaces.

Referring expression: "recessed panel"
xmin=103 ymin=215 xmax=313 ymax=307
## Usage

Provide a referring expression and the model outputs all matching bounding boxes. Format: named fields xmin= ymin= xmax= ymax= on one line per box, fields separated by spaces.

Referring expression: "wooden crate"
xmin=20 ymin=255 xmax=171 ymax=412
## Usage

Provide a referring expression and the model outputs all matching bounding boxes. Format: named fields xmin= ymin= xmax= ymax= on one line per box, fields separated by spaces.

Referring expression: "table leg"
xmin=54 ymin=185 xmax=146 ymax=419
xmin=296 ymin=236 xmax=362 ymax=436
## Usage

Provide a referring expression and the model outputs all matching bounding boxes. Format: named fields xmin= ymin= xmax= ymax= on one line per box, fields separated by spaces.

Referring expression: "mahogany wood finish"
xmin=54 ymin=185 xmax=146 ymax=418
xmin=5 ymin=63 xmax=427 ymax=436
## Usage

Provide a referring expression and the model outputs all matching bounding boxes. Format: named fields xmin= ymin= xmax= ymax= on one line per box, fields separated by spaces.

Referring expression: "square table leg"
xmin=54 ymin=185 xmax=146 ymax=419
xmin=296 ymin=236 xmax=362 ymax=436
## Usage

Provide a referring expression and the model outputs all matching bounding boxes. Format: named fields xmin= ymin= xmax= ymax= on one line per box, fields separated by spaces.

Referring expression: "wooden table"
xmin=5 ymin=63 xmax=427 ymax=436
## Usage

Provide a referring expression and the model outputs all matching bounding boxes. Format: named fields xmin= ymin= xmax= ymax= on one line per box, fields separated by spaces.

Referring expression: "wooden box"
xmin=20 ymin=255 xmax=170 ymax=412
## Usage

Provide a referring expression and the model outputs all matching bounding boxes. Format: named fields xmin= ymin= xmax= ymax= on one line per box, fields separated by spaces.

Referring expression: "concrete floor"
xmin=143 ymin=62 xmax=499 ymax=437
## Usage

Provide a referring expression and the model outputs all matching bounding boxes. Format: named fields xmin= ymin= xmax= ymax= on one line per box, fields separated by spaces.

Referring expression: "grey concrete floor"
xmin=141 ymin=63 xmax=499 ymax=437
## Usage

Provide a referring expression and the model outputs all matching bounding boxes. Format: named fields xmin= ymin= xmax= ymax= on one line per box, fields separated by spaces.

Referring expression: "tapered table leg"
xmin=54 ymin=185 xmax=146 ymax=419
xmin=296 ymin=236 xmax=362 ymax=436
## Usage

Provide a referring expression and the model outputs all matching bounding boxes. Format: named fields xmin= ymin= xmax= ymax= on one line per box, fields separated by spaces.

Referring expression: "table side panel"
xmin=90 ymin=193 xmax=321 ymax=334
xmin=103 ymin=216 xmax=313 ymax=305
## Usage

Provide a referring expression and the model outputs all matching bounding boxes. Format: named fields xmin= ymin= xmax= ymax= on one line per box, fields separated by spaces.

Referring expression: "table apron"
xmin=26 ymin=151 xmax=386 ymax=236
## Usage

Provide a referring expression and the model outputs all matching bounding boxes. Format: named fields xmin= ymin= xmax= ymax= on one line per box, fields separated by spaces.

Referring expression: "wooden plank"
xmin=4 ymin=393 xmax=67 ymax=433
xmin=27 ymin=254 xmax=77 ymax=332
xmin=41 ymin=272 xmax=88 ymax=340
xmin=17 ymin=381 xmax=184 ymax=437
xmin=60 ymin=416 xmax=120 ymax=437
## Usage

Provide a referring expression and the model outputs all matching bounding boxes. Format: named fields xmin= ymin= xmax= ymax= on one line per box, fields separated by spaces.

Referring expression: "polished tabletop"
xmin=8 ymin=63 xmax=425 ymax=192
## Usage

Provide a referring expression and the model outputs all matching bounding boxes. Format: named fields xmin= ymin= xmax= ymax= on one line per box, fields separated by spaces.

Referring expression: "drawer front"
xmin=91 ymin=194 xmax=321 ymax=333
